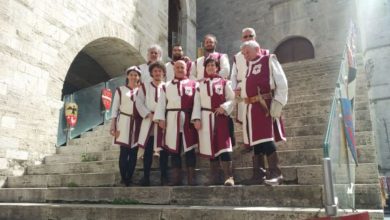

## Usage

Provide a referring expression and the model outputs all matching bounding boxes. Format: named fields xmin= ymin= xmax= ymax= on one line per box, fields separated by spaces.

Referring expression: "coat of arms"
xmin=215 ymin=84 xmax=223 ymax=95
xmin=184 ymin=86 xmax=193 ymax=96
xmin=252 ymin=64 xmax=262 ymax=75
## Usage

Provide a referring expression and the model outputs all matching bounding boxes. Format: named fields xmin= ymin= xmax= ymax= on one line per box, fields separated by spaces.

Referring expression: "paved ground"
xmin=385 ymin=213 xmax=390 ymax=220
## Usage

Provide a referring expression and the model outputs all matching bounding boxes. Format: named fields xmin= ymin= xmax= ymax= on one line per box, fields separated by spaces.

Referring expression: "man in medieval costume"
xmin=231 ymin=28 xmax=270 ymax=185
xmin=239 ymin=40 xmax=288 ymax=186
xmin=154 ymin=60 xmax=198 ymax=186
xmin=136 ymin=61 xmax=169 ymax=186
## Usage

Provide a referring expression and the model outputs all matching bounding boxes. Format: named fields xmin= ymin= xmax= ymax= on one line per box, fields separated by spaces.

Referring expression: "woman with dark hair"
xmin=136 ymin=61 xmax=169 ymax=186
xmin=192 ymin=57 xmax=235 ymax=186
xmin=110 ymin=66 xmax=142 ymax=186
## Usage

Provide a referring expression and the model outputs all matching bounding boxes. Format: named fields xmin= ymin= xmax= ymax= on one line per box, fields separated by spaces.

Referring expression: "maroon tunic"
xmin=242 ymin=55 xmax=286 ymax=147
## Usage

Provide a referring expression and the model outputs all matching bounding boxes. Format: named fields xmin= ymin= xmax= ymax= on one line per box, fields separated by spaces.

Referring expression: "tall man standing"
xmin=165 ymin=44 xmax=195 ymax=81
xmin=232 ymin=28 xmax=269 ymax=185
xmin=240 ymin=40 xmax=288 ymax=186
xmin=195 ymin=34 xmax=230 ymax=80
xmin=195 ymin=34 xmax=235 ymax=148
xmin=231 ymin=28 xmax=269 ymax=124
xmin=154 ymin=60 xmax=198 ymax=186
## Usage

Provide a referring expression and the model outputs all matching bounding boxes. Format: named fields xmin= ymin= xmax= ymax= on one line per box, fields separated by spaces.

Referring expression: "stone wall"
xmin=197 ymin=0 xmax=356 ymax=59
xmin=0 ymin=0 xmax=189 ymax=176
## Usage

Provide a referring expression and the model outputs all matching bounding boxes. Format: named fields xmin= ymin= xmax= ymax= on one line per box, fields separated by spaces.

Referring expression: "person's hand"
xmin=182 ymin=56 xmax=191 ymax=62
xmin=270 ymin=100 xmax=283 ymax=118
xmin=110 ymin=129 xmax=120 ymax=138
xmin=147 ymin=113 xmax=154 ymax=120
xmin=193 ymin=120 xmax=201 ymax=130
xmin=214 ymin=107 xmax=226 ymax=116
xmin=234 ymin=88 xmax=241 ymax=97
xmin=158 ymin=120 xmax=166 ymax=129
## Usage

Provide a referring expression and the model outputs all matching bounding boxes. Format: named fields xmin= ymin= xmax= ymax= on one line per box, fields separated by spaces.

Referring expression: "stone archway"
xmin=274 ymin=36 xmax=315 ymax=64
xmin=51 ymin=20 xmax=146 ymax=100
xmin=62 ymin=37 xmax=144 ymax=96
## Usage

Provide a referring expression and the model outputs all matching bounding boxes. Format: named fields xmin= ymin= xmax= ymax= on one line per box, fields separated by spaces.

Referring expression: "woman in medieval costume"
xmin=136 ymin=61 xmax=169 ymax=186
xmin=192 ymin=57 xmax=235 ymax=186
xmin=110 ymin=66 xmax=142 ymax=186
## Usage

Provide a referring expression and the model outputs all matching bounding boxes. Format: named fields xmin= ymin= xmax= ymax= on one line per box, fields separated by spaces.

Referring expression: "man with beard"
xmin=165 ymin=44 xmax=195 ymax=81
xmin=195 ymin=34 xmax=230 ymax=80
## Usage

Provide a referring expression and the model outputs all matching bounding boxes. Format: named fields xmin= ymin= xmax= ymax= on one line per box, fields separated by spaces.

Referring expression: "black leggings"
xmin=143 ymin=137 xmax=169 ymax=179
xmin=119 ymin=146 xmax=138 ymax=182
xmin=253 ymin=141 xmax=276 ymax=156
xmin=170 ymin=136 xmax=196 ymax=168
xmin=228 ymin=117 xmax=236 ymax=146
xmin=210 ymin=152 xmax=232 ymax=162
xmin=142 ymin=138 xmax=154 ymax=179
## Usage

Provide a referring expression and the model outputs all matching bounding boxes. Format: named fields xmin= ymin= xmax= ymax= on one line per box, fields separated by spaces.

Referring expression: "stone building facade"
xmin=197 ymin=0 xmax=390 ymax=175
xmin=0 ymin=0 xmax=196 ymax=177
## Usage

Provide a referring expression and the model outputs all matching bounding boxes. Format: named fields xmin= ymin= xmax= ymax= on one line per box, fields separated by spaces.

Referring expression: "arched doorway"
xmin=274 ymin=37 xmax=315 ymax=64
xmin=62 ymin=37 xmax=144 ymax=97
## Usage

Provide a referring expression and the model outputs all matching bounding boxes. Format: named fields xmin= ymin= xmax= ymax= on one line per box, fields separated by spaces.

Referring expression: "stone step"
xmin=49 ymin=146 xmax=323 ymax=166
xmin=285 ymin=66 xmax=340 ymax=79
xmin=0 ymin=203 xmax=383 ymax=220
xmin=33 ymin=153 xmax=323 ymax=176
xmin=0 ymin=183 xmax=382 ymax=209
xmin=22 ymin=160 xmax=378 ymax=187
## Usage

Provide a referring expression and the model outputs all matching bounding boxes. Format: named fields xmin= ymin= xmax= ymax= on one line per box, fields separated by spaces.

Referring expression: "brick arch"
xmin=273 ymin=36 xmax=315 ymax=64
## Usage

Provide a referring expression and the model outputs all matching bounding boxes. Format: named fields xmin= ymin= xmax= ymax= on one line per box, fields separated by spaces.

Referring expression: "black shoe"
xmin=161 ymin=176 xmax=169 ymax=186
xmin=121 ymin=179 xmax=132 ymax=187
xmin=139 ymin=177 xmax=150 ymax=186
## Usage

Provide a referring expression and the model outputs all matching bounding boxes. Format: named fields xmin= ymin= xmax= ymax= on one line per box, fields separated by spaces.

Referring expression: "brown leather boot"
xmin=207 ymin=160 xmax=222 ymax=185
xmin=187 ymin=167 xmax=197 ymax=186
xmin=168 ymin=167 xmax=182 ymax=186
xmin=264 ymin=152 xmax=283 ymax=186
xmin=241 ymin=154 xmax=266 ymax=185
xmin=221 ymin=161 xmax=235 ymax=186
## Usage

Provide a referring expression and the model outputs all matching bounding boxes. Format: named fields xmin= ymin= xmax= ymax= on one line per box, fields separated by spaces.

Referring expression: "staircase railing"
xmin=57 ymin=75 xmax=126 ymax=146
xmin=322 ymin=21 xmax=359 ymax=216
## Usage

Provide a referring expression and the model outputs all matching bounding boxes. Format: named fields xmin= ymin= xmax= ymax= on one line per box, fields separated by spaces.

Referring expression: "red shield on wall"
xmin=101 ymin=88 xmax=112 ymax=111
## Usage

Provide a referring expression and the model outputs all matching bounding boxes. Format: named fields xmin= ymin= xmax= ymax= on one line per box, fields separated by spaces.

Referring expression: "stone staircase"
xmin=0 ymin=56 xmax=384 ymax=220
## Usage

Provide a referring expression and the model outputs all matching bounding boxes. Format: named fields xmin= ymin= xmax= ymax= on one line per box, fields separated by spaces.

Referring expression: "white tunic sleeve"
xmin=135 ymin=84 xmax=151 ymax=118
xmin=191 ymin=87 xmax=201 ymax=121
xmin=189 ymin=61 xmax=197 ymax=80
xmin=111 ymin=89 xmax=120 ymax=119
xmin=220 ymin=81 xmax=235 ymax=115
xmin=231 ymin=58 xmax=238 ymax=89
xmin=270 ymin=55 xmax=288 ymax=106
xmin=153 ymin=86 xmax=167 ymax=122
xmin=219 ymin=54 xmax=231 ymax=79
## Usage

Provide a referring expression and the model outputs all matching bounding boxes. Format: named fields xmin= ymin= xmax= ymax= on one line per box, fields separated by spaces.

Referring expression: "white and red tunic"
xmin=241 ymin=54 xmax=288 ymax=147
xmin=139 ymin=63 xmax=152 ymax=84
xmin=111 ymin=86 xmax=142 ymax=148
xmin=192 ymin=76 xmax=235 ymax=158
xmin=165 ymin=60 xmax=196 ymax=81
xmin=195 ymin=52 xmax=230 ymax=80
xmin=154 ymin=78 xmax=198 ymax=153
xmin=231 ymin=49 xmax=269 ymax=123
xmin=136 ymin=81 xmax=165 ymax=152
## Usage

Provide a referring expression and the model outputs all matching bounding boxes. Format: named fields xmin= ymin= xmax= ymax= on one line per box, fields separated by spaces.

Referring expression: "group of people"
xmin=109 ymin=27 xmax=288 ymax=188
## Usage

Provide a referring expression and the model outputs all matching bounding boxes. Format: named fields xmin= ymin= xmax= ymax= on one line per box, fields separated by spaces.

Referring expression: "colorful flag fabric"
xmin=340 ymin=98 xmax=358 ymax=165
